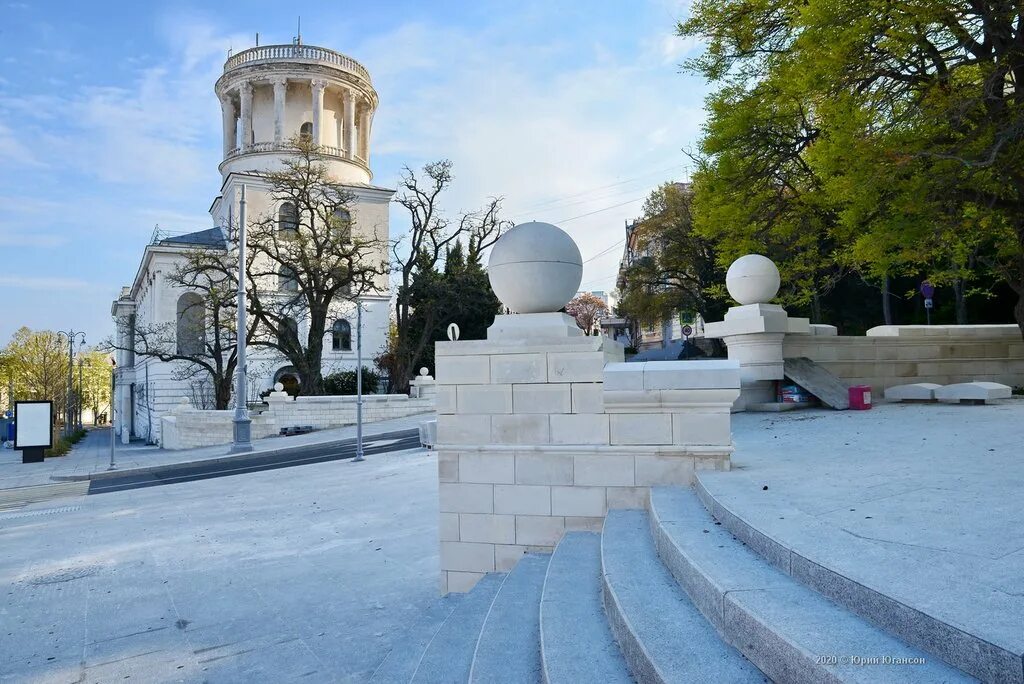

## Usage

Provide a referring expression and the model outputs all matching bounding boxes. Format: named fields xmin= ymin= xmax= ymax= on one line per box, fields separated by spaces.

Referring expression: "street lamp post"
xmin=77 ymin=357 xmax=83 ymax=430
xmin=56 ymin=329 xmax=86 ymax=437
xmin=231 ymin=184 xmax=253 ymax=453
xmin=352 ymin=302 xmax=365 ymax=462
xmin=108 ymin=357 xmax=116 ymax=470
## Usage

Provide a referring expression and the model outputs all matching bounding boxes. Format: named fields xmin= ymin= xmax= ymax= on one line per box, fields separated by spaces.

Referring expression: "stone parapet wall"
xmin=160 ymin=393 xmax=434 ymax=449
xmin=784 ymin=326 xmax=1024 ymax=396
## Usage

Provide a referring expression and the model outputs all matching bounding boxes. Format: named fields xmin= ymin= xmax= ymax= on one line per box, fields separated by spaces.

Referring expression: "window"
xmin=279 ymin=266 xmax=299 ymax=292
xmin=176 ymin=293 xmax=206 ymax=355
xmin=278 ymin=202 xmax=298 ymax=237
xmin=332 ymin=207 xmax=351 ymax=243
xmin=332 ymin=319 xmax=352 ymax=351
xmin=300 ymin=121 xmax=312 ymax=142
xmin=279 ymin=317 xmax=298 ymax=348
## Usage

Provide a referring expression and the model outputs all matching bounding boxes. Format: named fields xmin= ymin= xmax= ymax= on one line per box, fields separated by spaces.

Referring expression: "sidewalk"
xmin=0 ymin=412 xmax=434 ymax=491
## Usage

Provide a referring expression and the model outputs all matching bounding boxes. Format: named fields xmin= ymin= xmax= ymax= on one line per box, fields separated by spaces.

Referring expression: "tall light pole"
xmin=108 ymin=357 xmax=116 ymax=470
xmin=352 ymin=302 xmax=365 ymax=462
xmin=56 ymin=330 xmax=86 ymax=437
xmin=231 ymin=184 xmax=253 ymax=453
xmin=77 ymin=357 xmax=84 ymax=430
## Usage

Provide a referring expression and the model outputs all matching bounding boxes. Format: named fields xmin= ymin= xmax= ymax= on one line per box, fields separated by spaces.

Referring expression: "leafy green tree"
xmin=3 ymin=327 xmax=71 ymax=419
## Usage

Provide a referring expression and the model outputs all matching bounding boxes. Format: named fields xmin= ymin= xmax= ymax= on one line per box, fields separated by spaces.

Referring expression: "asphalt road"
xmin=86 ymin=428 xmax=422 ymax=495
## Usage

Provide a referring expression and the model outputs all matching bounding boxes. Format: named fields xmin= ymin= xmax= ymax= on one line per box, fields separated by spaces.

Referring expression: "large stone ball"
xmin=726 ymin=254 xmax=780 ymax=305
xmin=488 ymin=222 xmax=583 ymax=313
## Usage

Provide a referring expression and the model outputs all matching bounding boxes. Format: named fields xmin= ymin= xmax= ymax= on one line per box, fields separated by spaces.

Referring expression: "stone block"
xmin=550 ymin=413 xmax=610 ymax=445
xmin=436 ymin=355 xmax=490 ymax=385
xmin=573 ymin=454 xmax=635 ymax=486
xmin=447 ymin=571 xmax=485 ymax=593
xmin=606 ymin=486 xmax=649 ymax=509
xmin=458 ymin=453 xmax=515 ymax=484
xmin=514 ymin=452 xmax=574 ymax=485
xmin=551 ymin=486 xmax=607 ymax=517
xmin=609 ymin=413 xmax=672 ymax=445
xmin=635 ymin=454 xmax=695 ymax=486
xmin=642 ymin=360 xmax=742 ymax=390
xmin=884 ymin=383 xmax=941 ymax=402
xmin=491 ymin=414 xmax=550 ymax=444
xmin=547 ymin=351 xmax=605 ymax=383
xmin=439 ymin=482 xmax=493 ymax=514
xmin=512 ymin=383 xmax=572 ymax=414
xmin=437 ymin=414 xmax=491 ymax=445
xmin=457 ymin=384 xmax=512 ymax=414
xmin=564 ymin=516 xmax=604 ymax=532
xmin=515 ymin=515 xmax=565 ymax=546
xmin=490 ymin=353 xmax=547 ymax=384
xmin=935 ymin=381 xmax=1011 ymax=403
xmin=494 ymin=544 xmax=528 ymax=571
xmin=439 ymin=512 xmax=460 ymax=541
xmin=437 ymin=451 xmax=458 ymax=482
xmin=493 ymin=484 xmax=551 ymax=515
xmin=570 ymin=383 xmax=604 ymax=414
xmin=459 ymin=513 xmax=516 ymax=544
xmin=603 ymin=363 xmax=644 ymax=391
xmin=672 ymin=411 xmax=732 ymax=446
xmin=441 ymin=541 xmax=495 ymax=573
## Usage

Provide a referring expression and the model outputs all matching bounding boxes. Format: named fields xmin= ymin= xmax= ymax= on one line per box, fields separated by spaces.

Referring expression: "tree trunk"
xmin=952 ymin=279 xmax=968 ymax=325
xmin=215 ymin=376 xmax=232 ymax=410
xmin=1015 ymin=289 xmax=1024 ymax=341
xmin=810 ymin=292 xmax=822 ymax=323
xmin=881 ymin=275 xmax=893 ymax=325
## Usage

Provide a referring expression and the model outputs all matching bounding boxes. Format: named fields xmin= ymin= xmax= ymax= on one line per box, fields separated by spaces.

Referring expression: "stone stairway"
xmin=374 ymin=486 xmax=979 ymax=683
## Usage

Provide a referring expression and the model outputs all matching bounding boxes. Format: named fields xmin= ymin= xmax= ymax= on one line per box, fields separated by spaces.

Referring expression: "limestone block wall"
xmin=160 ymin=393 xmax=434 ymax=449
xmin=784 ymin=324 xmax=1024 ymax=397
xmin=434 ymin=334 xmax=740 ymax=594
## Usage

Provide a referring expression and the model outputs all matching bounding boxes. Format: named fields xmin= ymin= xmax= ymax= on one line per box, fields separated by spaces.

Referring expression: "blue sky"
xmin=0 ymin=0 xmax=708 ymax=344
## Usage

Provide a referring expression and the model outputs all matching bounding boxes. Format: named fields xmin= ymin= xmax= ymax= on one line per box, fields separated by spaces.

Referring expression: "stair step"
xmin=601 ymin=509 xmax=765 ymax=683
xmin=370 ymin=594 xmax=464 ymax=683
xmin=469 ymin=554 xmax=550 ymax=683
xmin=539 ymin=532 xmax=631 ymax=684
xmin=411 ymin=572 xmax=505 ymax=683
xmin=650 ymin=487 xmax=974 ymax=683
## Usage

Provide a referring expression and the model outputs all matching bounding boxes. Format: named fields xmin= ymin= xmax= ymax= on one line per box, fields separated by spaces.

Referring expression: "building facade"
xmin=111 ymin=42 xmax=393 ymax=445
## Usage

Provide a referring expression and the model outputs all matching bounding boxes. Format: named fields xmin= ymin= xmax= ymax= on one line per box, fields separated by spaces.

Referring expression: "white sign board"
xmin=14 ymin=401 xmax=53 ymax=449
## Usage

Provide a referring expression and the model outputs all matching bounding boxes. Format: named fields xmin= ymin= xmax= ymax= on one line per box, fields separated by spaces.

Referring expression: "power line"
xmin=582 ymin=239 xmax=625 ymax=264
xmin=556 ymin=196 xmax=646 ymax=224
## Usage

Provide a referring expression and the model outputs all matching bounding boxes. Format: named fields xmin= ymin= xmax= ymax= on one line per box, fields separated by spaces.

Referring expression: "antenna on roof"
xmin=297 ymin=16 xmax=302 ymax=45
xmin=255 ymin=32 xmax=259 ymax=47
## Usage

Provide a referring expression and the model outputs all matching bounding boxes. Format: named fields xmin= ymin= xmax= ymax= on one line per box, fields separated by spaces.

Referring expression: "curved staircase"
xmin=371 ymin=482 xmax=985 ymax=683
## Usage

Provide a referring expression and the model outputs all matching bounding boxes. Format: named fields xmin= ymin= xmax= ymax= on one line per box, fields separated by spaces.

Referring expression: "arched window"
xmin=332 ymin=207 xmax=351 ymax=243
xmin=332 ymin=319 xmax=352 ymax=351
xmin=176 ymin=293 xmax=205 ymax=355
xmin=278 ymin=202 xmax=298 ymax=237
xmin=279 ymin=266 xmax=299 ymax=292
xmin=299 ymin=121 xmax=312 ymax=142
xmin=279 ymin=317 xmax=298 ymax=348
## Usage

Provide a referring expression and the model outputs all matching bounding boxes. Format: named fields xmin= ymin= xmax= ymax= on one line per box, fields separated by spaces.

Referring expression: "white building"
xmin=111 ymin=41 xmax=393 ymax=444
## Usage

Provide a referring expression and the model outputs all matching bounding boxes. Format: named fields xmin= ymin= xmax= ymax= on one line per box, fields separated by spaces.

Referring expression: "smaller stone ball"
xmin=274 ymin=382 xmax=284 ymax=392
xmin=419 ymin=367 xmax=429 ymax=376
xmin=726 ymin=254 xmax=780 ymax=305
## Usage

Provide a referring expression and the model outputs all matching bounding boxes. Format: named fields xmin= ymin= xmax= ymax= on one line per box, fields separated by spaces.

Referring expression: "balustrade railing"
xmin=224 ymin=44 xmax=371 ymax=83
xmin=223 ymin=141 xmax=361 ymax=163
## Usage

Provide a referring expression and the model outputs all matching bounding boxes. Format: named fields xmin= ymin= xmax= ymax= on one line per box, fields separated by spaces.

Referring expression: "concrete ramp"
xmin=784 ymin=357 xmax=850 ymax=409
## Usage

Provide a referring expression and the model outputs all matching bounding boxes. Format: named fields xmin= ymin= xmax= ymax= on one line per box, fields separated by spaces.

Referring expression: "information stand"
xmin=14 ymin=400 xmax=53 ymax=463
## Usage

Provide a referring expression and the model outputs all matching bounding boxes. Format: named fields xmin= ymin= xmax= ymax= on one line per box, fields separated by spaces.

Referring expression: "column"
xmin=358 ymin=108 xmax=370 ymax=161
xmin=271 ymin=77 xmax=287 ymax=144
xmin=310 ymin=78 xmax=327 ymax=146
xmin=343 ymin=89 xmax=356 ymax=159
xmin=220 ymin=94 xmax=236 ymax=157
xmin=239 ymin=81 xmax=253 ymax=150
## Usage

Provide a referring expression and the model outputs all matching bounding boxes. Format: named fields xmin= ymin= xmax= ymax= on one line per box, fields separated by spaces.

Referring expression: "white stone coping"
xmin=435 ymin=336 xmax=604 ymax=356
xmin=432 ymin=443 xmax=733 ymax=458
xmin=603 ymin=360 xmax=741 ymax=391
xmin=866 ymin=324 xmax=1021 ymax=338
xmin=934 ymin=381 xmax=1012 ymax=402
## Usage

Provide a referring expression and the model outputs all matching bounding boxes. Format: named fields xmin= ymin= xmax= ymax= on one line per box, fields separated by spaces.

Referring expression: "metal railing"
xmin=223 ymin=142 xmax=365 ymax=165
xmin=224 ymin=44 xmax=371 ymax=83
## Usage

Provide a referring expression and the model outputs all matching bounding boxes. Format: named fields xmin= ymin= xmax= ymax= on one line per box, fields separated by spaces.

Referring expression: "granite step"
xmin=468 ymin=554 xmax=550 ymax=683
xmin=539 ymin=532 xmax=631 ymax=684
xmin=601 ymin=509 xmax=766 ymax=683
xmin=410 ymin=572 xmax=505 ymax=683
xmin=369 ymin=593 xmax=465 ymax=683
xmin=649 ymin=486 xmax=974 ymax=684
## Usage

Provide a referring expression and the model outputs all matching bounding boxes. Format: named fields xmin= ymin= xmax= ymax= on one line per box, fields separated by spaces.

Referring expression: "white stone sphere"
xmin=274 ymin=382 xmax=284 ymax=392
xmin=488 ymin=222 xmax=583 ymax=313
xmin=726 ymin=254 xmax=780 ymax=305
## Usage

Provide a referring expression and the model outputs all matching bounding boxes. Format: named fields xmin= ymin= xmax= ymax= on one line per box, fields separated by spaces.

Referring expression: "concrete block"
xmin=607 ymin=486 xmax=649 ymax=509
xmin=492 ymin=414 xmax=550 ymax=444
xmin=610 ymin=413 xmax=672 ymax=445
xmin=643 ymin=360 xmax=742 ymax=390
xmin=884 ymin=382 xmax=941 ymax=402
xmin=494 ymin=544 xmax=528 ymax=571
xmin=563 ymin=516 xmax=605 ymax=532
xmin=436 ymin=355 xmax=490 ymax=385
xmin=571 ymin=383 xmax=604 ymax=414
xmin=512 ymin=383 xmax=572 ymax=414
xmin=437 ymin=451 xmax=458 ymax=482
xmin=457 ymin=384 xmax=512 ymax=414
xmin=672 ymin=411 xmax=731 ymax=446
xmin=459 ymin=452 xmax=515 ymax=484
xmin=459 ymin=513 xmax=516 ymax=544
xmin=515 ymin=452 xmax=574 ymax=485
xmin=635 ymin=454 xmax=695 ymax=486
xmin=491 ymin=353 xmax=547 ymax=383
xmin=441 ymin=541 xmax=496 ymax=573
xmin=551 ymin=486 xmax=607 ymax=517
xmin=574 ymin=454 xmax=635 ymax=486
xmin=440 ymin=512 xmax=460 ymax=541
xmin=550 ymin=413 xmax=610 ymax=445
xmin=935 ymin=381 xmax=1011 ymax=403
xmin=603 ymin=363 xmax=644 ymax=391
xmin=437 ymin=414 xmax=491 ymax=445
xmin=515 ymin=515 xmax=565 ymax=546
xmin=547 ymin=351 xmax=605 ymax=382
xmin=494 ymin=484 xmax=551 ymax=515
xmin=446 ymin=571 xmax=484 ymax=593
xmin=439 ymin=482 xmax=493 ymax=514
